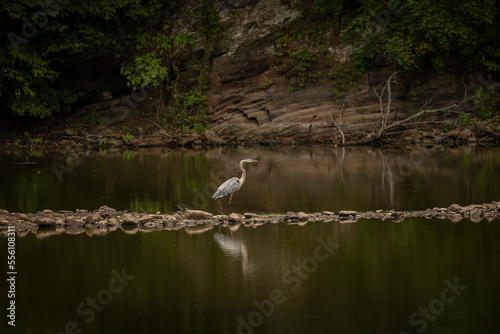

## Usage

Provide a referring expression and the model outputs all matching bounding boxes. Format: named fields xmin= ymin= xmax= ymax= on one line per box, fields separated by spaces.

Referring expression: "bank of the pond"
xmin=1 ymin=110 xmax=500 ymax=153
xmin=1 ymin=202 xmax=498 ymax=238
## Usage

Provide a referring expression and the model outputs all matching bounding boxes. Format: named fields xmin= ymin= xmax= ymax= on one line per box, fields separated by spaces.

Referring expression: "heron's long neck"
xmin=239 ymin=161 xmax=247 ymax=184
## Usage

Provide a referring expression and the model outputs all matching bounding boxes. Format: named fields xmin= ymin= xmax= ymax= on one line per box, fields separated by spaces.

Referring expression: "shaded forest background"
xmin=1 ymin=0 xmax=499 ymax=134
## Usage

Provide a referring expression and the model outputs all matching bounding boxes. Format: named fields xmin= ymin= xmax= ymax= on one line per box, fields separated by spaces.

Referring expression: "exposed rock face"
xmin=206 ymin=0 xmax=337 ymax=140
xmin=172 ymin=0 xmax=497 ymax=144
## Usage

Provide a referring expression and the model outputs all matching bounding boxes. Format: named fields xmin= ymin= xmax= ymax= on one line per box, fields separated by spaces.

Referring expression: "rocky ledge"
xmin=0 ymin=202 xmax=498 ymax=239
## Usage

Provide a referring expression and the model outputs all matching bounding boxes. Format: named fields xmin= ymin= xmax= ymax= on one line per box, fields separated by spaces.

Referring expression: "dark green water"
xmin=0 ymin=145 xmax=499 ymax=214
xmin=2 ymin=218 xmax=499 ymax=333
xmin=1 ymin=145 xmax=499 ymax=333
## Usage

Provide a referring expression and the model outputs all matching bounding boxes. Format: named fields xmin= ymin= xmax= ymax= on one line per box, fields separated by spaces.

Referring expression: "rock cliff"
xmin=169 ymin=0 xmax=498 ymax=145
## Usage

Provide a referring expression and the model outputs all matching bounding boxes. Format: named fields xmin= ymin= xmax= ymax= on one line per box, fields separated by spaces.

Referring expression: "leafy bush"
xmin=341 ymin=0 xmax=500 ymax=73
xmin=474 ymin=84 xmax=500 ymax=120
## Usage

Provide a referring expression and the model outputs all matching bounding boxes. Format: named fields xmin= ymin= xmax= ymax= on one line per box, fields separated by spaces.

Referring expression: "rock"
xmin=244 ymin=212 xmax=257 ymax=218
xmin=101 ymin=91 xmax=113 ymax=101
xmin=64 ymin=128 xmax=78 ymax=136
xmin=461 ymin=205 xmax=476 ymax=212
xmin=339 ymin=210 xmax=358 ymax=217
xmin=448 ymin=214 xmax=463 ymax=223
xmin=138 ymin=216 xmax=153 ymax=224
xmin=128 ymin=137 xmax=165 ymax=147
xmin=448 ymin=204 xmax=462 ymax=212
xmin=184 ymin=210 xmax=213 ymax=220
xmin=66 ymin=219 xmax=85 ymax=227
xmin=204 ymin=130 xmax=226 ymax=145
xmin=163 ymin=215 xmax=178 ymax=223
xmin=227 ymin=213 xmax=241 ymax=223
xmin=34 ymin=216 xmax=56 ymax=227
xmin=108 ymin=218 xmax=119 ymax=225
xmin=322 ymin=211 xmax=335 ymax=216
xmin=297 ymin=212 xmax=311 ymax=220
xmin=121 ymin=214 xmax=139 ymax=225
xmin=469 ymin=208 xmax=483 ymax=222
xmin=42 ymin=209 xmax=53 ymax=213
xmin=447 ymin=129 xmax=468 ymax=141
xmin=461 ymin=128 xmax=473 ymax=137
xmin=96 ymin=220 xmax=108 ymax=226
xmin=98 ymin=205 xmax=117 ymax=212
xmin=100 ymin=212 xmax=113 ymax=219
xmin=0 ymin=219 xmax=9 ymax=226
xmin=85 ymin=215 xmax=94 ymax=224
xmin=47 ymin=212 xmax=64 ymax=219
xmin=178 ymin=133 xmax=201 ymax=146
xmin=17 ymin=213 xmax=31 ymax=221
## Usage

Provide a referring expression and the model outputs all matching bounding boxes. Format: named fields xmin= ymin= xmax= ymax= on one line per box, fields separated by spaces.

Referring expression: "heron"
xmin=212 ymin=158 xmax=258 ymax=214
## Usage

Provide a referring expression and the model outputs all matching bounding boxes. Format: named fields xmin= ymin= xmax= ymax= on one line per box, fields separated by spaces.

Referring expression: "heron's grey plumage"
xmin=212 ymin=158 xmax=258 ymax=213
xmin=212 ymin=177 xmax=240 ymax=200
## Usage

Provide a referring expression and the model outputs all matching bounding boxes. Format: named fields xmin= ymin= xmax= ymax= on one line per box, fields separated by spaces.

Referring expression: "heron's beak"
xmin=249 ymin=159 xmax=258 ymax=163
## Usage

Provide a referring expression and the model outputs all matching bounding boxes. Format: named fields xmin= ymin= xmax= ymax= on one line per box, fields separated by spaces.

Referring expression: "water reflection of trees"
xmin=1 ymin=146 xmax=499 ymax=213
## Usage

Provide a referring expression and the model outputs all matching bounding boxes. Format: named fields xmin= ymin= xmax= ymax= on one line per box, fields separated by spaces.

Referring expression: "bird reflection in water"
xmin=213 ymin=229 xmax=253 ymax=275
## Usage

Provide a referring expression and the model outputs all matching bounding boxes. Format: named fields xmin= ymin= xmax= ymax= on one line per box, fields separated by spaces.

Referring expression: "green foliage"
xmin=121 ymin=133 xmax=134 ymax=143
xmin=274 ymin=20 xmax=334 ymax=90
xmin=0 ymin=0 xmax=181 ymax=118
xmin=474 ymin=84 xmax=500 ymax=120
xmin=442 ymin=123 xmax=452 ymax=132
xmin=341 ymin=0 xmax=500 ymax=73
xmin=199 ymin=0 xmax=226 ymax=43
xmin=384 ymin=33 xmax=417 ymax=72
xmin=172 ymin=88 xmax=208 ymax=132
xmin=329 ymin=62 xmax=357 ymax=100
xmin=315 ymin=0 xmax=346 ymax=18
xmin=120 ymin=53 xmax=169 ymax=90
xmin=459 ymin=112 xmax=471 ymax=126
xmin=119 ymin=0 xmax=222 ymax=132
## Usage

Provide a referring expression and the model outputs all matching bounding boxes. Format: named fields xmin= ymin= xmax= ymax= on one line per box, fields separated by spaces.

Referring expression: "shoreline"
xmin=1 ymin=202 xmax=498 ymax=239
xmin=1 ymin=112 xmax=499 ymax=153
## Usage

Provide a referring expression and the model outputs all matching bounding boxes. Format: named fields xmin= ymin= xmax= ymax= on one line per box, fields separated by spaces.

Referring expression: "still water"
xmin=1 ymin=145 xmax=499 ymax=333
xmin=0 ymin=145 xmax=499 ymax=213
xmin=4 ymin=218 xmax=500 ymax=334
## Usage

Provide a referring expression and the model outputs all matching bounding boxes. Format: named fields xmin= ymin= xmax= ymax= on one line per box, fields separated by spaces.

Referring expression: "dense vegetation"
xmin=0 ymin=0 xmax=498 ymax=125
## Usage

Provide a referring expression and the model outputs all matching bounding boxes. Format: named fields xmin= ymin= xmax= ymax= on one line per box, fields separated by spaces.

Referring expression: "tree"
xmin=0 ymin=0 xmax=180 ymax=118
xmin=341 ymin=0 xmax=500 ymax=73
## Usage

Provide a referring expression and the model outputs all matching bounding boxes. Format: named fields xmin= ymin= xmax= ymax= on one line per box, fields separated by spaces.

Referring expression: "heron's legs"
xmin=217 ymin=199 xmax=224 ymax=215
xmin=228 ymin=193 xmax=234 ymax=205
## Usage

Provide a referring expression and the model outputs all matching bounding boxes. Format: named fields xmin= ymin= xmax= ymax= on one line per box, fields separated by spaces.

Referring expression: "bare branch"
xmin=328 ymin=99 xmax=347 ymax=145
